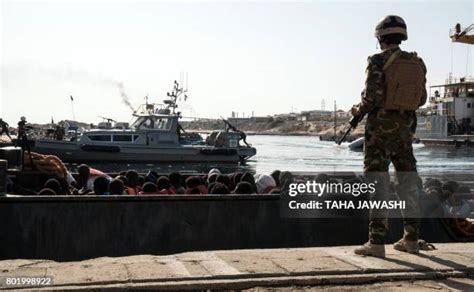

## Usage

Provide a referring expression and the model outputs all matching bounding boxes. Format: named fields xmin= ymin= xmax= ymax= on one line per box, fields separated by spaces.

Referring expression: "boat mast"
xmin=165 ymin=77 xmax=189 ymax=114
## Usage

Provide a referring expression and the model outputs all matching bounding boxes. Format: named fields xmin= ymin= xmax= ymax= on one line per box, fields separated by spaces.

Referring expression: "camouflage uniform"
xmin=357 ymin=47 xmax=427 ymax=244
xmin=0 ymin=119 xmax=11 ymax=139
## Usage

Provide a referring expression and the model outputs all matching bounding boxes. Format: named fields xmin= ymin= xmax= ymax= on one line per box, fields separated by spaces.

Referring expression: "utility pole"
xmin=333 ymin=100 xmax=337 ymax=140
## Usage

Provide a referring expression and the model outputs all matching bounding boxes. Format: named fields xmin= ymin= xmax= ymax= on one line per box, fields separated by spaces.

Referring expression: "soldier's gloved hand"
xmin=351 ymin=105 xmax=361 ymax=117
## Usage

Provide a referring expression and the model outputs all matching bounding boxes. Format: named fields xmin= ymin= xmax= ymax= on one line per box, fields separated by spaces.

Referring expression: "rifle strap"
xmin=382 ymin=50 xmax=401 ymax=72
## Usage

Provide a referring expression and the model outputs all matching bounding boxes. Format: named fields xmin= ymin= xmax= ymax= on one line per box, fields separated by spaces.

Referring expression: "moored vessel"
xmin=416 ymin=23 xmax=474 ymax=147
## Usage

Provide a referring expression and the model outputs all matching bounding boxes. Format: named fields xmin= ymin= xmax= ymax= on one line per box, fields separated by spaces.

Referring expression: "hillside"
xmin=180 ymin=117 xmax=365 ymax=141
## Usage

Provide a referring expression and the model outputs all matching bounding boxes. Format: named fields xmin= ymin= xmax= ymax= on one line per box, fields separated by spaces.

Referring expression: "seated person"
xmin=93 ymin=176 xmax=110 ymax=196
xmin=140 ymin=182 xmax=158 ymax=195
xmin=109 ymin=179 xmax=125 ymax=195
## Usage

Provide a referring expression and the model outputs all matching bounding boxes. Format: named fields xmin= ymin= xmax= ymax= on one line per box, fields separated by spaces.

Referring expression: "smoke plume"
xmin=117 ymin=82 xmax=135 ymax=111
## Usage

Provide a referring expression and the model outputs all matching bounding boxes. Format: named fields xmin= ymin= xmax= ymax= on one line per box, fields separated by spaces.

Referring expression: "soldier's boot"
xmin=354 ymin=242 xmax=386 ymax=258
xmin=393 ymin=238 xmax=419 ymax=254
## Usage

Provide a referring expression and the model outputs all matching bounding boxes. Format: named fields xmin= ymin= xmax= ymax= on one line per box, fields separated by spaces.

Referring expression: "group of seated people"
xmin=423 ymin=178 xmax=473 ymax=218
xmin=423 ymin=178 xmax=474 ymax=236
xmin=36 ymin=165 xmax=296 ymax=196
xmin=24 ymin=167 xmax=474 ymax=218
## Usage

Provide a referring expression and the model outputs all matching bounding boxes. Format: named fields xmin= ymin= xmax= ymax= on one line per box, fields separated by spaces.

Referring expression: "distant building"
xmin=252 ymin=116 xmax=273 ymax=123
xmin=335 ymin=110 xmax=351 ymax=118
xmin=273 ymin=113 xmax=297 ymax=121
xmin=227 ymin=117 xmax=252 ymax=123
xmin=300 ymin=110 xmax=332 ymax=121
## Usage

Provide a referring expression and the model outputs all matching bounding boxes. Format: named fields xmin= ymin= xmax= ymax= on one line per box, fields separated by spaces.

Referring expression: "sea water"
xmin=68 ymin=135 xmax=474 ymax=184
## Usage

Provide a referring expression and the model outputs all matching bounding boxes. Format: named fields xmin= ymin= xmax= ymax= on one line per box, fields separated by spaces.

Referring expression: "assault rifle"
xmin=336 ymin=114 xmax=365 ymax=145
xmin=220 ymin=117 xmax=239 ymax=132
xmin=220 ymin=117 xmax=251 ymax=147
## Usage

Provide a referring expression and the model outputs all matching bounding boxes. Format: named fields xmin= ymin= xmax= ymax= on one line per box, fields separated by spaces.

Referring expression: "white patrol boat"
xmin=28 ymin=81 xmax=256 ymax=164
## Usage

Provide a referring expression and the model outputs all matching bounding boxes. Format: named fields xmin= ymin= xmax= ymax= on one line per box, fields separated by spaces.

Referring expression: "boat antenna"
xmin=466 ymin=45 xmax=470 ymax=76
xmin=70 ymin=94 xmax=76 ymax=121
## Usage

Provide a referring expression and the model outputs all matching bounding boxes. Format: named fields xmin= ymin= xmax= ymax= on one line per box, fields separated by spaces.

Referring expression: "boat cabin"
xmin=427 ymin=76 xmax=474 ymax=135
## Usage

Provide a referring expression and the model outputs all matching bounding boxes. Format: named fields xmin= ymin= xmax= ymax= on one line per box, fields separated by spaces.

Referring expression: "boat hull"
xmin=348 ymin=137 xmax=364 ymax=151
xmin=30 ymin=140 xmax=256 ymax=163
xmin=420 ymin=137 xmax=474 ymax=148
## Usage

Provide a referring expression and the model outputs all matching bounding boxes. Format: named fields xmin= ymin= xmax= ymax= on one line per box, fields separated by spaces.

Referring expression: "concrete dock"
xmin=0 ymin=243 xmax=473 ymax=290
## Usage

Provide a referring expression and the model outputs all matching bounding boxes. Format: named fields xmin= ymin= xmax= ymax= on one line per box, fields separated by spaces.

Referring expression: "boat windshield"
xmin=132 ymin=116 xmax=173 ymax=131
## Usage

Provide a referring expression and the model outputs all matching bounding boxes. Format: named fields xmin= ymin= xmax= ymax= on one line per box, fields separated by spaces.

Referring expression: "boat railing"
xmin=429 ymin=96 xmax=443 ymax=103
xmin=133 ymin=103 xmax=166 ymax=115
xmin=445 ymin=76 xmax=474 ymax=85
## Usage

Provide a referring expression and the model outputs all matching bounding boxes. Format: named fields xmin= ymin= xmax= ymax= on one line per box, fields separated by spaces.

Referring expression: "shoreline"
xmin=184 ymin=129 xmax=361 ymax=142
xmin=180 ymin=118 xmax=363 ymax=141
xmin=185 ymin=130 xmax=322 ymax=137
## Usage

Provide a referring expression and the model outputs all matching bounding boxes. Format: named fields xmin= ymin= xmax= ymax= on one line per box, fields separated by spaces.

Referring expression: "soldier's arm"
xmin=357 ymin=55 xmax=384 ymax=115
xmin=418 ymin=58 xmax=428 ymax=107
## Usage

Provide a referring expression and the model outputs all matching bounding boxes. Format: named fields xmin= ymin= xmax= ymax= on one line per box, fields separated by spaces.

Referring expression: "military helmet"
xmin=375 ymin=15 xmax=408 ymax=41
xmin=20 ymin=116 xmax=26 ymax=121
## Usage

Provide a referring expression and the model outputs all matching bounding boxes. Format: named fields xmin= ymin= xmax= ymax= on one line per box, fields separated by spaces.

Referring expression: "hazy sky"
xmin=1 ymin=0 xmax=473 ymax=124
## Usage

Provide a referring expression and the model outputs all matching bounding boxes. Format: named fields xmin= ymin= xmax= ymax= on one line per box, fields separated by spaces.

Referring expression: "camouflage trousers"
xmin=364 ymin=110 xmax=421 ymax=244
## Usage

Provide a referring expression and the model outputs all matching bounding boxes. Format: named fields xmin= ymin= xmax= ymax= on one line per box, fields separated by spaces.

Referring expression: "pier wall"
xmin=0 ymin=195 xmax=455 ymax=261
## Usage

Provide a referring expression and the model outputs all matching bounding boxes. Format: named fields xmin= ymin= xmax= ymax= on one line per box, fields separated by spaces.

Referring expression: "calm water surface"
xmin=248 ymin=135 xmax=474 ymax=174
xmin=73 ymin=135 xmax=474 ymax=183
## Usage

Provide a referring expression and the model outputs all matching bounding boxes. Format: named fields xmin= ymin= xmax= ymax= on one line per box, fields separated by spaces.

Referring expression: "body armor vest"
xmin=383 ymin=51 xmax=425 ymax=111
